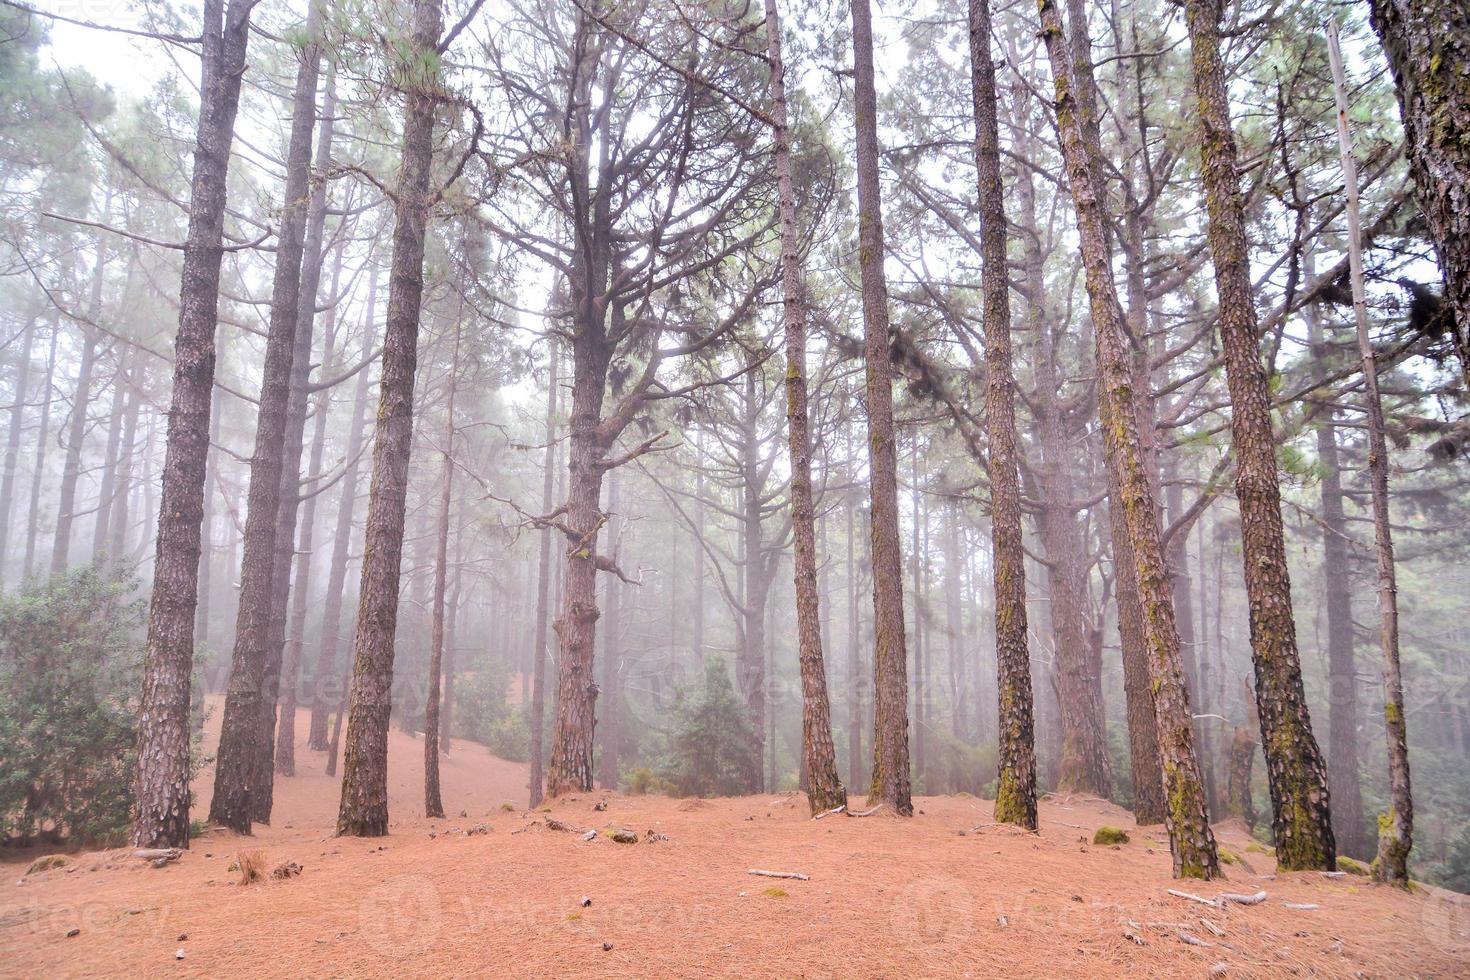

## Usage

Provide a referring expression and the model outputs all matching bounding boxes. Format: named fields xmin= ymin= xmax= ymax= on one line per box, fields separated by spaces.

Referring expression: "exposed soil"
xmin=4 ymin=703 xmax=1467 ymax=978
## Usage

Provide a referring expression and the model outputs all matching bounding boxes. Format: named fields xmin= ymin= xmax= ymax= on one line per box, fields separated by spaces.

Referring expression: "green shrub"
xmin=0 ymin=569 xmax=142 ymax=845
xmin=1093 ymin=826 xmax=1130 ymax=845
xmin=656 ymin=658 xmax=760 ymax=797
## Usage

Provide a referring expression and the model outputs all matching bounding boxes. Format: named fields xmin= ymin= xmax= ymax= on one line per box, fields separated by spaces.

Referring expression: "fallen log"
xmin=748 ymin=869 xmax=809 ymax=881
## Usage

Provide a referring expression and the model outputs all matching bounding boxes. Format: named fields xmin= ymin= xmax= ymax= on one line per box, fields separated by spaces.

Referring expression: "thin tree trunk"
xmin=23 ymin=321 xmax=58 ymax=581
xmin=528 ymin=342 xmax=558 ymax=807
xmin=211 ymin=4 xmax=322 ymax=833
xmin=971 ymin=0 xmax=1036 ymax=828
xmin=846 ymin=474 xmax=864 ymax=789
xmin=596 ymin=471 xmax=622 ymax=789
xmin=110 ymin=378 xmax=143 ymax=563
xmin=424 ymin=315 xmax=461 ymax=819
xmin=767 ymin=0 xmax=846 ymax=815
xmin=91 ymin=352 xmax=128 ymax=560
xmin=1367 ymin=0 xmax=1470 ymax=383
xmin=0 ymin=316 xmax=35 ymax=584
xmin=51 ymin=247 xmax=103 ymax=576
xmin=1306 ymin=270 xmax=1367 ymax=860
xmin=131 ymin=0 xmax=254 ymax=850
xmin=274 ymin=68 xmax=339 ymax=781
xmin=194 ymin=387 xmax=220 ymax=654
xmin=308 ymin=266 xmax=376 ymax=750
xmin=336 ymin=0 xmax=442 ymax=837
xmin=849 ymin=0 xmax=912 ymax=817
xmin=1328 ymin=23 xmax=1411 ymax=885
xmin=1185 ymin=0 xmax=1335 ymax=872
xmin=1039 ymin=0 xmax=1218 ymax=878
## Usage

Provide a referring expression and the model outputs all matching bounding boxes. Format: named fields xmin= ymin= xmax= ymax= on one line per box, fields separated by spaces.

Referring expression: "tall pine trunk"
xmin=211 ymin=5 xmax=322 ymax=832
xmin=1039 ymin=0 xmax=1218 ymax=878
xmin=424 ymin=315 xmax=461 ymax=819
xmin=767 ymin=0 xmax=845 ymax=815
xmin=528 ymin=343 xmax=558 ymax=806
xmin=0 ymin=316 xmax=35 ymax=584
xmin=970 ymin=0 xmax=1036 ymax=828
xmin=335 ymin=0 xmax=442 ymax=836
xmin=1328 ymin=23 xmax=1411 ymax=885
xmin=131 ymin=0 xmax=254 ymax=849
xmin=849 ymin=0 xmax=912 ymax=817
xmin=1184 ymin=0 xmax=1335 ymax=872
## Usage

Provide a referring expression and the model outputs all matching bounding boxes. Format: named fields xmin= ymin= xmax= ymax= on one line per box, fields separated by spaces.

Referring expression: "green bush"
xmin=656 ymin=658 xmax=760 ymax=797
xmin=0 ymin=569 xmax=142 ymax=845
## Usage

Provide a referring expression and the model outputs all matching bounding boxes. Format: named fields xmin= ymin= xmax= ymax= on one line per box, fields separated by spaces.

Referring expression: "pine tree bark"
xmin=1039 ymin=0 xmax=1218 ymax=877
xmin=528 ymin=342 xmax=558 ymax=806
xmin=1367 ymin=0 xmax=1470 ymax=382
xmin=767 ymin=0 xmax=846 ymax=815
xmin=211 ymin=5 xmax=322 ymax=833
xmin=424 ymin=316 xmax=461 ymax=820
xmin=336 ymin=0 xmax=442 ymax=837
xmin=1184 ymin=0 xmax=1335 ymax=871
xmin=970 ymin=0 xmax=1036 ymax=828
xmin=132 ymin=0 xmax=254 ymax=849
xmin=1328 ymin=23 xmax=1412 ymax=885
xmin=849 ymin=0 xmax=912 ymax=817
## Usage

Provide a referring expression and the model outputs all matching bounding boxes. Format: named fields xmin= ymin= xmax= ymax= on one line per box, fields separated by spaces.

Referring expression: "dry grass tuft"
xmin=235 ymin=849 xmax=266 ymax=886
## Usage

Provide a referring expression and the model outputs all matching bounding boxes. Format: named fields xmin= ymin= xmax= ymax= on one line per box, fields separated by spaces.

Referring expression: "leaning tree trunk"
xmin=849 ymin=0 xmax=912 ymax=817
xmin=307 ymin=266 xmax=377 ymax=750
xmin=210 ymin=6 xmax=322 ymax=833
xmin=969 ymin=0 xmax=1036 ymax=829
xmin=1039 ymin=0 xmax=1218 ymax=878
xmin=766 ymin=0 xmax=846 ymax=816
xmin=132 ymin=0 xmax=254 ymax=850
xmin=424 ymin=316 xmax=460 ymax=820
xmin=1367 ymin=0 xmax=1470 ymax=384
xmin=527 ymin=343 xmax=558 ymax=806
xmin=1328 ymin=23 xmax=1412 ymax=885
xmin=1184 ymin=0 xmax=1335 ymax=872
xmin=335 ymin=0 xmax=442 ymax=837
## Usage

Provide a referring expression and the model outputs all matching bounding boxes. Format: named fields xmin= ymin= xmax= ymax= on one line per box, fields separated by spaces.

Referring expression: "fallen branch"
xmin=1282 ymin=902 xmax=1320 ymax=910
xmin=1177 ymin=930 xmax=1213 ymax=948
xmin=813 ymin=805 xmax=846 ymax=820
xmin=132 ymin=848 xmax=181 ymax=862
xmin=1199 ymin=918 xmax=1225 ymax=937
xmin=748 ymin=869 xmax=809 ymax=881
xmin=847 ymin=803 xmax=885 ymax=818
xmin=1167 ymin=888 xmax=1220 ymax=907
xmin=1219 ymin=891 xmax=1267 ymax=906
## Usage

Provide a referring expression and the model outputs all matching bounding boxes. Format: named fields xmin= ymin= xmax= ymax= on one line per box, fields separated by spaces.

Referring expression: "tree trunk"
xmin=528 ymin=342 xmax=558 ymax=806
xmin=970 ymin=0 xmax=1036 ymax=828
xmin=132 ymin=0 xmax=254 ymax=850
xmin=424 ymin=315 xmax=461 ymax=820
xmin=0 ymin=316 xmax=35 ymax=585
xmin=275 ymin=68 xmax=339 ymax=781
xmin=595 ymin=471 xmax=623 ymax=790
xmin=767 ymin=0 xmax=846 ymax=815
xmin=1368 ymin=0 xmax=1470 ymax=383
xmin=110 ymin=375 xmax=143 ymax=564
xmin=51 ymin=251 xmax=102 ymax=576
xmin=211 ymin=5 xmax=322 ymax=833
xmin=307 ymin=266 xmax=376 ymax=750
xmin=849 ymin=0 xmax=912 ymax=817
xmin=1306 ymin=275 xmax=1367 ymax=860
xmin=846 ymin=476 xmax=864 ymax=789
xmin=335 ymin=0 xmax=441 ymax=837
xmin=22 ymin=321 xmax=58 ymax=580
xmin=1184 ymin=0 xmax=1335 ymax=872
xmin=1328 ymin=23 xmax=1412 ymax=885
xmin=90 ymin=351 xmax=129 ymax=561
xmin=1039 ymin=0 xmax=1218 ymax=878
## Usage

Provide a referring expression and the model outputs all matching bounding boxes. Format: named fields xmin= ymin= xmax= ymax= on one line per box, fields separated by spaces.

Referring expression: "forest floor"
xmin=3 ymin=702 xmax=1467 ymax=978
